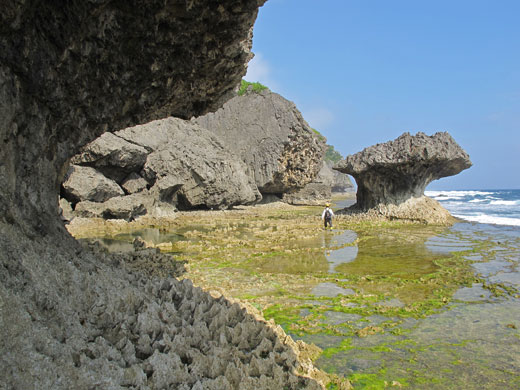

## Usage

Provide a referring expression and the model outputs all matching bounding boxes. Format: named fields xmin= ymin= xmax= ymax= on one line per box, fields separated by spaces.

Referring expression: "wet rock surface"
xmin=194 ymin=88 xmax=326 ymax=195
xmin=334 ymin=132 xmax=471 ymax=216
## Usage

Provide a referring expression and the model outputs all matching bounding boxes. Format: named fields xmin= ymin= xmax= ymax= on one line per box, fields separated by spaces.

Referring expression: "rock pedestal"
xmin=334 ymin=132 xmax=472 ymax=210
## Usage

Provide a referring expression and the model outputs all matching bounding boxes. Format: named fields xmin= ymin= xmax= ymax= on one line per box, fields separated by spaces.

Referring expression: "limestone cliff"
xmin=0 ymin=1 xmax=325 ymax=389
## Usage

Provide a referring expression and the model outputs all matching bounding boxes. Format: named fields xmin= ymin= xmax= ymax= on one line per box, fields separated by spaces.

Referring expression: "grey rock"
xmin=121 ymin=172 xmax=149 ymax=194
xmin=120 ymin=117 xmax=261 ymax=210
xmin=62 ymin=165 xmax=124 ymax=203
xmin=334 ymin=132 xmax=472 ymax=210
xmin=326 ymin=161 xmax=354 ymax=193
xmin=71 ymin=132 xmax=149 ymax=182
xmin=59 ymin=197 xmax=74 ymax=222
xmin=74 ymin=194 xmax=148 ymax=221
xmin=194 ymin=89 xmax=326 ymax=195
xmin=283 ymin=162 xmax=334 ymax=205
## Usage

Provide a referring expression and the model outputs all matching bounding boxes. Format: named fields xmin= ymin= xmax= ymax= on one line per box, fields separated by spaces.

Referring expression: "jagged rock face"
xmin=0 ymin=2 xmax=326 ymax=389
xmin=283 ymin=162 xmax=334 ymax=205
xmin=334 ymin=132 xmax=472 ymax=210
xmin=1 ymin=0 xmax=264 ymax=235
xmin=194 ymin=89 xmax=326 ymax=195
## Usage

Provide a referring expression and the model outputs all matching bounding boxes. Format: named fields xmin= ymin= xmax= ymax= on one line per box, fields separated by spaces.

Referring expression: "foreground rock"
xmin=1 ymin=1 xmax=328 ymax=389
xmin=194 ymin=88 xmax=326 ymax=195
xmin=335 ymin=132 xmax=472 ymax=211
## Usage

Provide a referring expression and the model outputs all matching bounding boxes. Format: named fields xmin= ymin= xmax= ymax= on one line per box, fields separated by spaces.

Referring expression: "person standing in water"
xmin=322 ymin=203 xmax=334 ymax=229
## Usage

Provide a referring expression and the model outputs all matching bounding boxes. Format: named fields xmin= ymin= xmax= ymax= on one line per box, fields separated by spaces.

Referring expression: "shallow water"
xmin=76 ymin=213 xmax=520 ymax=389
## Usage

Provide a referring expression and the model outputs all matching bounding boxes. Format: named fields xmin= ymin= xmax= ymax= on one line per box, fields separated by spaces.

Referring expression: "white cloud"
xmin=244 ymin=52 xmax=280 ymax=91
xmin=245 ymin=52 xmax=270 ymax=82
xmin=302 ymin=107 xmax=335 ymax=131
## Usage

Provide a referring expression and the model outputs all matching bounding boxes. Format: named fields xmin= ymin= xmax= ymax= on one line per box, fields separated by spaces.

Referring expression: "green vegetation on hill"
xmin=238 ymin=80 xmax=268 ymax=95
xmin=311 ymin=128 xmax=343 ymax=163
xmin=325 ymin=145 xmax=343 ymax=163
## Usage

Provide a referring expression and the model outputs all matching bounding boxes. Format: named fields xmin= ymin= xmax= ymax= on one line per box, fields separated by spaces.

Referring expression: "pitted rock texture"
xmin=0 ymin=225 xmax=322 ymax=389
xmin=334 ymin=132 xmax=472 ymax=210
xmin=283 ymin=161 xmax=335 ymax=205
xmin=194 ymin=89 xmax=326 ymax=195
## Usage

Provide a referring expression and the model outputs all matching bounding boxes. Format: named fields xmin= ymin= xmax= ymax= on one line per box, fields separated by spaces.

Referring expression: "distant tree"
xmin=238 ymin=80 xmax=268 ymax=95
xmin=311 ymin=128 xmax=343 ymax=163
xmin=325 ymin=145 xmax=343 ymax=163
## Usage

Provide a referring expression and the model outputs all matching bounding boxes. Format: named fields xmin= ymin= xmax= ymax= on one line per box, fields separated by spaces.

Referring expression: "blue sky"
xmin=245 ymin=0 xmax=520 ymax=190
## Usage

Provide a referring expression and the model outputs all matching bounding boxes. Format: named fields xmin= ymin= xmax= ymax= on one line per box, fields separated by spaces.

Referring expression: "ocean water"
xmin=425 ymin=189 xmax=520 ymax=226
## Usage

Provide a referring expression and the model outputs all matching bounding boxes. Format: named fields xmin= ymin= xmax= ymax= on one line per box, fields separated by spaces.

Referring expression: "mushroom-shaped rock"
xmin=334 ymin=132 xmax=472 ymax=210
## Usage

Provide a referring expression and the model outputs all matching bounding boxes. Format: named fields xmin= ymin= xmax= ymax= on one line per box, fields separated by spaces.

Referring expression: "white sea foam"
xmin=425 ymin=190 xmax=493 ymax=199
xmin=490 ymin=200 xmax=518 ymax=206
xmin=454 ymin=213 xmax=520 ymax=227
xmin=469 ymin=199 xmax=486 ymax=203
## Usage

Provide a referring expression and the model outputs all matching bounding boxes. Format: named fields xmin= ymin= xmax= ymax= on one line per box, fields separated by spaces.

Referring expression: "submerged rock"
xmin=194 ymin=88 xmax=326 ymax=195
xmin=335 ymin=132 xmax=472 ymax=210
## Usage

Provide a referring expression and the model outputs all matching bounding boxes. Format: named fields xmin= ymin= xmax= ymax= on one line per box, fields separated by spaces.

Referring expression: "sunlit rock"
xmin=335 ymin=132 xmax=472 ymax=210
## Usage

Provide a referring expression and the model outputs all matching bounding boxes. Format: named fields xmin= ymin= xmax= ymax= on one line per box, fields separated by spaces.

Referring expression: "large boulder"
xmin=194 ymin=88 xmax=326 ymax=195
xmin=67 ymin=117 xmax=261 ymax=211
xmin=117 ymin=117 xmax=261 ymax=209
xmin=334 ymin=132 xmax=472 ymax=210
xmin=62 ymin=165 xmax=125 ymax=203
xmin=283 ymin=161 xmax=335 ymax=205
xmin=71 ymin=132 xmax=150 ymax=183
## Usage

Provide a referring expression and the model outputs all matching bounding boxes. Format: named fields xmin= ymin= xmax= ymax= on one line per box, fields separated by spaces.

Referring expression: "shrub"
xmin=238 ymin=80 xmax=268 ymax=95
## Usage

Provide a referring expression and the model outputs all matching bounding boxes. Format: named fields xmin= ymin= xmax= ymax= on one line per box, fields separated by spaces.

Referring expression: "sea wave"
xmin=489 ymin=200 xmax=518 ymax=206
xmin=454 ymin=213 xmax=520 ymax=227
xmin=425 ymin=190 xmax=493 ymax=199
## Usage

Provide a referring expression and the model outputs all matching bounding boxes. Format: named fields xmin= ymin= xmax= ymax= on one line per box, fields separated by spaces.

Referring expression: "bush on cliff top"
xmin=312 ymin=128 xmax=343 ymax=163
xmin=238 ymin=80 xmax=268 ymax=95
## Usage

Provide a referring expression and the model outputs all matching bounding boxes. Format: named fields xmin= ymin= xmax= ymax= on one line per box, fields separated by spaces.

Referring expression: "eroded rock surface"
xmin=283 ymin=161 xmax=335 ymax=205
xmin=194 ymin=88 xmax=326 ymax=195
xmin=0 ymin=1 xmax=326 ymax=389
xmin=334 ymin=132 xmax=472 ymax=210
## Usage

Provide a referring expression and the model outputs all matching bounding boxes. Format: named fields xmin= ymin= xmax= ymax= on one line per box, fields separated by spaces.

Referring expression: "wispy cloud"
xmin=244 ymin=52 xmax=279 ymax=91
xmin=302 ymin=107 xmax=335 ymax=132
